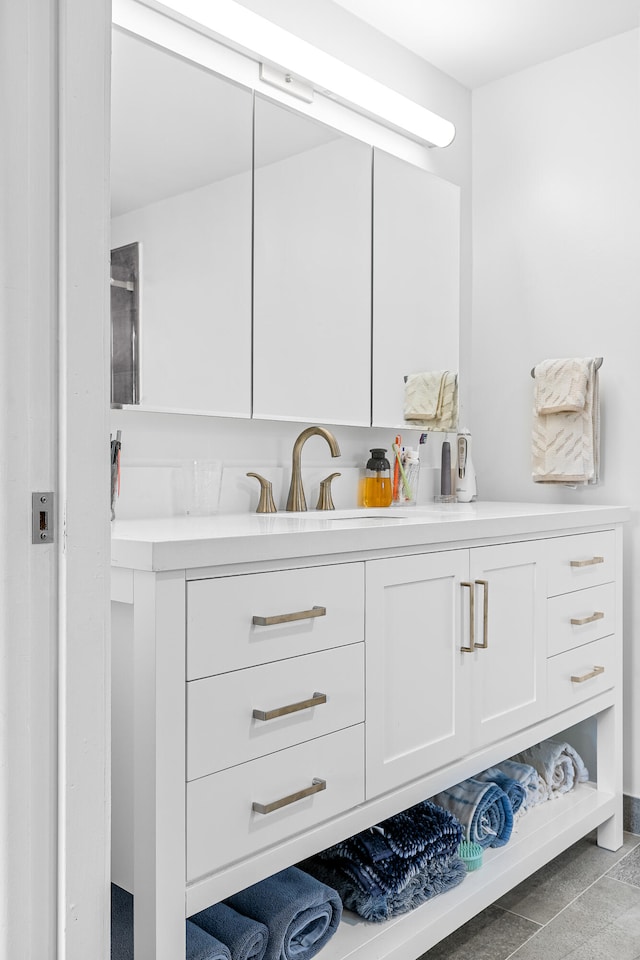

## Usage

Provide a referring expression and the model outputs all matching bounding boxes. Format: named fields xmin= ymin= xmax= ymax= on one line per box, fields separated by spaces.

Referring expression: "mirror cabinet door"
xmin=372 ymin=149 xmax=461 ymax=428
xmin=110 ymin=30 xmax=253 ymax=415
xmin=252 ymin=96 xmax=372 ymax=426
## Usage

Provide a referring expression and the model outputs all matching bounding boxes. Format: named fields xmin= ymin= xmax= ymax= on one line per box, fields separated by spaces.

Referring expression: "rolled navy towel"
xmin=224 ymin=866 xmax=342 ymax=960
xmin=190 ymin=902 xmax=268 ymax=960
xmin=432 ymin=778 xmax=513 ymax=849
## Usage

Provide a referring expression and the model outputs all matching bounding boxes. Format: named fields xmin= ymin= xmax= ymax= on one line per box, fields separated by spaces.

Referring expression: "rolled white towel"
xmin=512 ymin=740 xmax=589 ymax=800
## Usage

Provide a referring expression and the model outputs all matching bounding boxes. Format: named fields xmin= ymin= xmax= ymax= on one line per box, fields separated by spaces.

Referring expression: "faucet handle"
xmin=316 ymin=472 xmax=341 ymax=511
xmin=246 ymin=473 xmax=277 ymax=514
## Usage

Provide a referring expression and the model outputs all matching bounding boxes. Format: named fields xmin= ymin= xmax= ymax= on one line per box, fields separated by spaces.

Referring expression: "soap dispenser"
xmin=363 ymin=449 xmax=393 ymax=508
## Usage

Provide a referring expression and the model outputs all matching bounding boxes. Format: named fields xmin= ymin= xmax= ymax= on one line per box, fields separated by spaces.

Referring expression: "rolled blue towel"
xmin=491 ymin=758 xmax=547 ymax=808
xmin=224 ymin=866 xmax=342 ymax=960
xmin=190 ymin=902 xmax=269 ymax=960
xmin=473 ymin=767 xmax=527 ymax=815
xmin=432 ymin=778 xmax=514 ymax=849
xmin=301 ymin=852 xmax=467 ymax=923
xmin=187 ymin=920 xmax=233 ymax=960
xmin=110 ymin=884 xmax=232 ymax=960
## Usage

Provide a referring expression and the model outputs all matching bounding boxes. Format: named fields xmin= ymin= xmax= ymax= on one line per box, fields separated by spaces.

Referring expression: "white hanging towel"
xmin=403 ymin=371 xmax=458 ymax=432
xmin=531 ymin=357 xmax=600 ymax=484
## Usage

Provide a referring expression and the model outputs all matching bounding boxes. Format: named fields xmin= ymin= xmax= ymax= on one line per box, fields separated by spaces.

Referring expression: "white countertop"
xmin=111 ymin=501 xmax=630 ymax=572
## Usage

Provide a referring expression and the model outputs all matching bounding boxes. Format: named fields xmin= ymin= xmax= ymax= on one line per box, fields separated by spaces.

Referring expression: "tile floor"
xmin=420 ymin=831 xmax=640 ymax=960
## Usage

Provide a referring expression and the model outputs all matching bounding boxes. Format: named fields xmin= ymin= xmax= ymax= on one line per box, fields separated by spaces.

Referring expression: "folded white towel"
xmin=532 ymin=357 xmax=600 ymax=485
xmin=404 ymin=371 xmax=446 ymax=420
xmin=534 ymin=358 xmax=590 ymax=415
xmin=404 ymin=371 xmax=458 ymax=432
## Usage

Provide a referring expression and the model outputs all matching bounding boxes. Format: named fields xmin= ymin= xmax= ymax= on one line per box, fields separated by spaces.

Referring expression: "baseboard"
xmin=623 ymin=794 xmax=640 ymax=835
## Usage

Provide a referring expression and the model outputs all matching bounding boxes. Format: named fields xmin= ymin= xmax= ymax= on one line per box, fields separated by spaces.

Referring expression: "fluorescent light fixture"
xmin=143 ymin=0 xmax=456 ymax=147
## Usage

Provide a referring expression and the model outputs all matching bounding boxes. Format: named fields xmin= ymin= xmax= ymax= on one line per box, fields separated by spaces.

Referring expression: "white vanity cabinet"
xmin=365 ymin=539 xmax=547 ymax=798
xmin=111 ymin=503 xmax=627 ymax=960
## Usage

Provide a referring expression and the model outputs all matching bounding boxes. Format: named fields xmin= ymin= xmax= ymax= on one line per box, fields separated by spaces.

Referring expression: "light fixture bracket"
xmin=259 ymin=64 xmax=314 ymax=103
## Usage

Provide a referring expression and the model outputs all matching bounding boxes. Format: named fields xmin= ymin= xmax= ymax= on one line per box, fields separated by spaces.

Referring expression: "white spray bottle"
xmin=455 ymin=429 xmax=477 ymax=502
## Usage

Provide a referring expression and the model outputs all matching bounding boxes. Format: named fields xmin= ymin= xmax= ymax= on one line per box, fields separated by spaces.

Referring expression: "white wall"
xmin=110 ymin=0 xmax=472 ymax=506
xmin=472 ymin=30 xmax=640 ymax=796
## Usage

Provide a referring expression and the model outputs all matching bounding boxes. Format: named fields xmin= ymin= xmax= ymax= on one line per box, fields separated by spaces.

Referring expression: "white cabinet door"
xmin=365 ymin=550 xmax=471 ymax=798
xmin=468 ymin=541 xmax=547 ymax=749
xmin=371 ymin=149 xmax=460 ymax=428
xmin=253 ymin=97 xmax=372 ymax=426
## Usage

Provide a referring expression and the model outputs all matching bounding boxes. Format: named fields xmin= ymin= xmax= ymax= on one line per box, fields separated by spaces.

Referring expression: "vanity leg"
xmin=596 ymin=704 xmax=623 ymax=851
xmin=597 ymin=525 xmax=624 ymax=852
xmin=133 ymin=570 xmax=187 ymax=960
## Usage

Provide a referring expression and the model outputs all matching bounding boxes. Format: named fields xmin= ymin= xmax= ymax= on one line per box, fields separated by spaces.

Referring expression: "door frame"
xmin=1 ymin=0 xmax=111 ymax=956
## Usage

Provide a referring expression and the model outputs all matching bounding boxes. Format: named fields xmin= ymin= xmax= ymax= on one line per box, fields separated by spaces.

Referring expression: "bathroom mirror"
xmin=110 ymin=27 xmax=461 ymax=427
xmin=372 ymin=148 xmax=461 ymax=429
xmin=110 ymin=29 xmax=253 ymax=415
xmin=252 ymin=95 xmax=372 ymax=426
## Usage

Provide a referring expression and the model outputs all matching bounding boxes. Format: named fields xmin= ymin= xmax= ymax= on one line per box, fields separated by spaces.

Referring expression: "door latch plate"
xmin=32 ymin=492 xmax=54 ymax=544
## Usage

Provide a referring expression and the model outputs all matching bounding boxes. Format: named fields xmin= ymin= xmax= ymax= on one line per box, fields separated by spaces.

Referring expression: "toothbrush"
xmin=393 ymin=435 xmax=401 ymax=500
xmin=392 ymin=443 xmax=412 ymax=501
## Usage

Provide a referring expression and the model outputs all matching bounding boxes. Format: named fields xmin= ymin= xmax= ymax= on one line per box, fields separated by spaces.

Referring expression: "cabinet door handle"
xmin=474 ymin=579 xmax=489 ymax=649
xmin=460 ymin=582 xmax=474 ymax=652
xmin=252 ymin=777 xmax=326 ymax=815
xmin=252 ymin=605 xmax=326 ymax=626
xmin=570 ymin=665 xmax=605 ymax=684
xmin=569 ymin=556 xmax=604 ymax=568
xmin=253 ymin=692 xmax=327 ymax=722
xmin=570 ymin=611 xmax=605 ymax=626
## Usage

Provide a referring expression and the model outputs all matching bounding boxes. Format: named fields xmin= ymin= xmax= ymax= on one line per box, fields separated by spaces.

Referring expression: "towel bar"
xmin=530 ymin=357 xmax=603 ymax=378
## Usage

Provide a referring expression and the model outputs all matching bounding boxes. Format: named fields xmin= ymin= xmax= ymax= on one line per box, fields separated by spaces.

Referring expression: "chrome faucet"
xmin=286 ymin=426 xmax=341 ymax=512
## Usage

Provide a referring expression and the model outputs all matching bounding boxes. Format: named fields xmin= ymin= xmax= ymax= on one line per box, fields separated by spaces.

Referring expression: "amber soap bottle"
xmin=363 ymin=448 xmax=393 ymax=508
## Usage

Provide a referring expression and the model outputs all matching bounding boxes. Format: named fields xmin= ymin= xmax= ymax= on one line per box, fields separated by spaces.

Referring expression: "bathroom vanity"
xmin=111 ymin=501 xmax=627 ymax=960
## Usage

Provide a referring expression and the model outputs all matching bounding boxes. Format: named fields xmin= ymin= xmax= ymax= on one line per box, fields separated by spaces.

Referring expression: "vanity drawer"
xmin=547 ymin=582 xmax=616 ymax=657
xmin=186 ymin=724 xmax=365 ymax=881
xmin=547 ymin=635 xmax=615 ymax=715
xmin=187 ymin=643 xmax=364 ymax=780
xmin=187 ymin=562 xmax=364 ymax=680
xmin=546 ymin=531 xmax=615 ymax=597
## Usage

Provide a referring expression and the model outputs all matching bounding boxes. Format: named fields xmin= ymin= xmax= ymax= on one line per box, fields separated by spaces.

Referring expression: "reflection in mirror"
xmin=252 ymin=95 xmax=372 ymax=427
xmin=372 ymin=148 xmax=460 ymax=428
xmin=111 ymin=242 xmax=139 ymax=406
xmin=110 ymin=29 xmax=253 ymax=415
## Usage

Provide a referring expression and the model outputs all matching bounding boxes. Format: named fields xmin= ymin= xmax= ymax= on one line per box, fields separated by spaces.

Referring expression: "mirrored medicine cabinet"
xmin=110 ymin=27 xmax=460 ymax=428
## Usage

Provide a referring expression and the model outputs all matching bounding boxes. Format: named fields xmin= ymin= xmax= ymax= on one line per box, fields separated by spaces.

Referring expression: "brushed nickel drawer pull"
xmin=252 ymin=777 xmax=326 ymax=815
xmin=474 ymin=580 xmax=489 ymax=649
xmin=570 ymin=611 xmax=605 ymax=626
xmin=460 ymin=582 xmax=474 ymax=652
xmin=571 ymin=665 xmax=605 ymax=684
xmin=252 ymin=605 xmax=326 ymax=626
xmin=570 ymin=556 xmax=604 ymax=568
xmin=253 ymin=692 xmax=327 ymax=722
